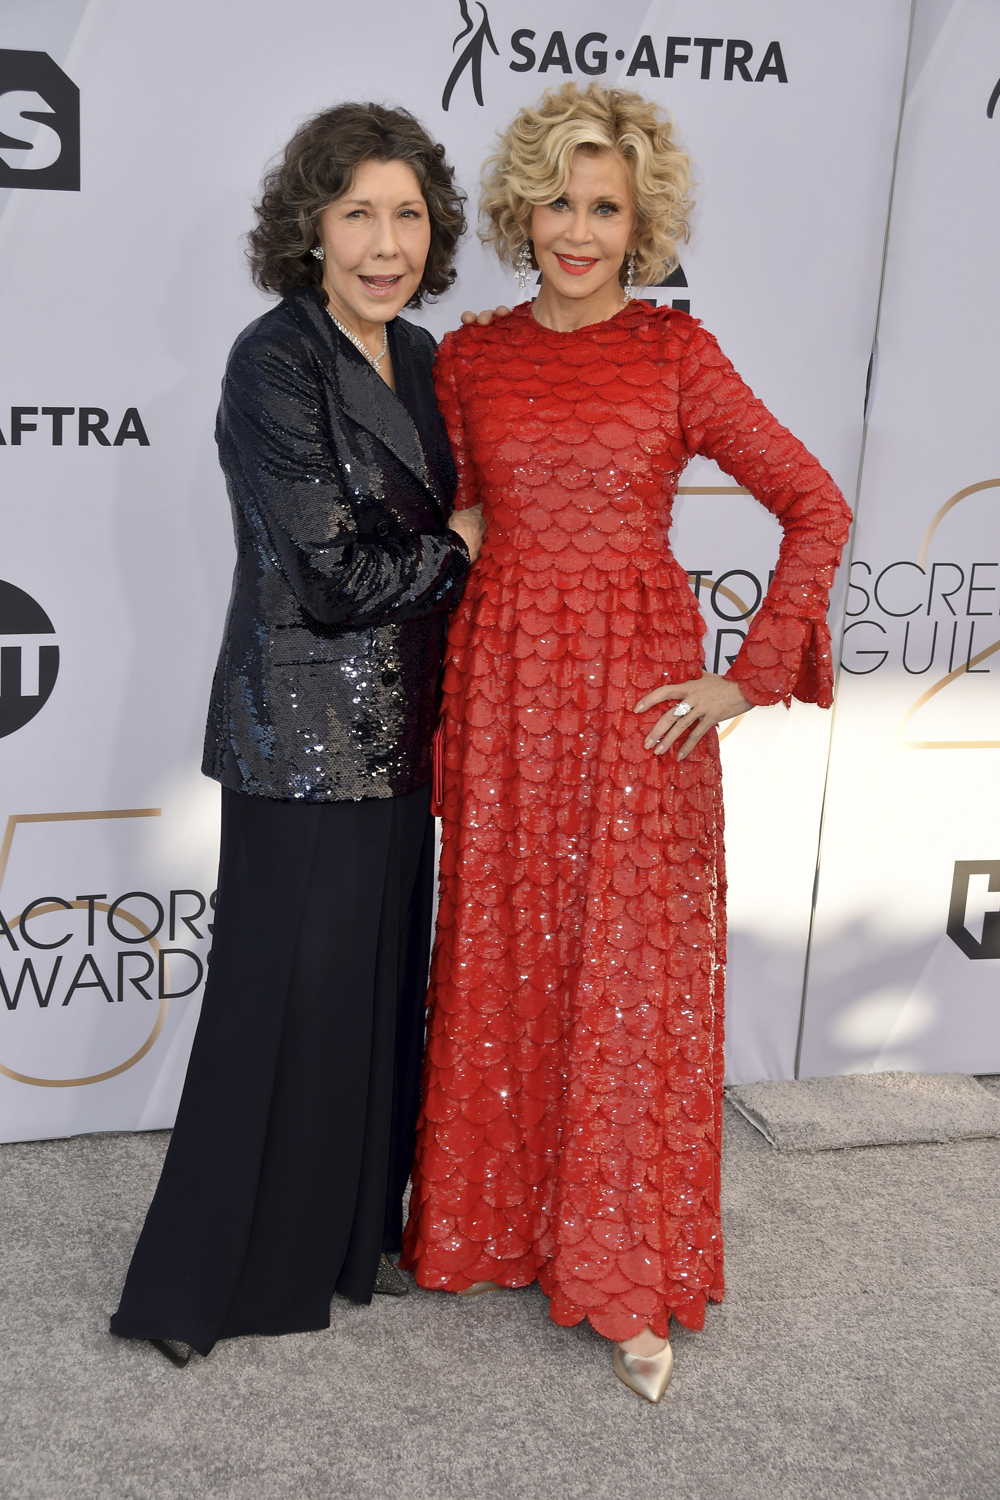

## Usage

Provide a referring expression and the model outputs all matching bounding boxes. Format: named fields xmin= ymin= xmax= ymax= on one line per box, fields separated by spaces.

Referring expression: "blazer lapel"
xmin=286 ymin=288 xmax=443 ymax=511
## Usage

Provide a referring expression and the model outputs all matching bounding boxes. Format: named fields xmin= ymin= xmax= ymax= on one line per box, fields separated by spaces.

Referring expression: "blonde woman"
xmin=402 ymin=83 xmax=851 ymax=1401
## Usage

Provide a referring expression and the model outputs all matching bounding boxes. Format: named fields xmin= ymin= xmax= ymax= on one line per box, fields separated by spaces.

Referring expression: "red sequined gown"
xmin=401 ymin=302 xmax=851 ymax=1341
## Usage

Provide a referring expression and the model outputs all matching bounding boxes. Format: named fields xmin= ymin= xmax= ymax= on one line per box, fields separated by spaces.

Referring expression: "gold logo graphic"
xmin=0 ymin=808 xmax=168 ymax=1088
xmin=898 ymin=479 xmax=1000 ymax=749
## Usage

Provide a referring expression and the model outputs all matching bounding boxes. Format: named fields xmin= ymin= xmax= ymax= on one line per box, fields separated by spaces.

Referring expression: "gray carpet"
xmin=727 ymin=1071 xmax=1000 ymax=1151
xmin=2 ymin=1090 xmax=999 ymax=1500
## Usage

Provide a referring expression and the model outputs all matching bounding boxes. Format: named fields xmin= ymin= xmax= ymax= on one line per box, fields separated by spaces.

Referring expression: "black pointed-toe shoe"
xmin=373 ymin=1254 xmax=409 ymax=1297
xmin=150 ymin=1338 xmax=195 ymax=1367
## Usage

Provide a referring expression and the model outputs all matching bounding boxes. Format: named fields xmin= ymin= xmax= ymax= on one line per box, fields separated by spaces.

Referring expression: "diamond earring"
xmin=311 ymin=245 xmax=325 ymax=260
xmin=623 ymin=249 xmax=636 ymax=302
xmin=515 ymin=240 xmax=532 ymax=291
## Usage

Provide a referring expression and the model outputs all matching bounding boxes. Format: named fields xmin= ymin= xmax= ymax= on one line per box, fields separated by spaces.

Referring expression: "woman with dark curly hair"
xmin=110 ymin=102 xmax=484 ymax=1363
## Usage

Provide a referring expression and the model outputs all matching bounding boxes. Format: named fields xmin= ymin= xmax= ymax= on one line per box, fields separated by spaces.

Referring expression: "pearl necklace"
xmin=327 ymin=309 xmax=388 ymax=373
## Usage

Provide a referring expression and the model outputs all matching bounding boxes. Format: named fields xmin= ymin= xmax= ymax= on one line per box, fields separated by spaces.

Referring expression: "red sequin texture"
xmin=400 ymin=303 xmax=852 ymax=1341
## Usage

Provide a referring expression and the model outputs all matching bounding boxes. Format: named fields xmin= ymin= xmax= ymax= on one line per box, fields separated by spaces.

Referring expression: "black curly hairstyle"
xmin=247 ymin=101 xmax=466 ymax=307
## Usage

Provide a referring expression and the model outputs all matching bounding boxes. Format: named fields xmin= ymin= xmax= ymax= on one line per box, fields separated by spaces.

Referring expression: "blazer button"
xmin=375 ymin=520 xmax=390 ymax=537
xmin=381 ymin=668 xmax=399 ymax=687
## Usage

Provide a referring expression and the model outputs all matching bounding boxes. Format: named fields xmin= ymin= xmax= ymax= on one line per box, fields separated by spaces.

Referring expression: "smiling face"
xmin=529 ymin=147 xmax=637 ymax=328
xmin=315 ymin=158 xmax=431 ymax=334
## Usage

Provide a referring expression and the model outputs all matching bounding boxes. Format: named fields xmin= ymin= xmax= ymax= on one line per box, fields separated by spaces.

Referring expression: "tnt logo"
xmin=0 ymin=581 xmax=59 ymax=739
xmin=947 ymin=861 xmax=1000 ymax=960
xmin=0 ymin=51 xmax=79 ymax=191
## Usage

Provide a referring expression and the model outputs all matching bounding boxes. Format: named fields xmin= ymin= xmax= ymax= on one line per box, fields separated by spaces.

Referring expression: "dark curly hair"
xmin=247 ymin=102 xmax=466 ymax=308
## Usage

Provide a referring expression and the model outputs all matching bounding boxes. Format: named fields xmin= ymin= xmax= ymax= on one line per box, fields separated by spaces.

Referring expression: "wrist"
xmin=724 ymin=672 xmax=773 ymax=709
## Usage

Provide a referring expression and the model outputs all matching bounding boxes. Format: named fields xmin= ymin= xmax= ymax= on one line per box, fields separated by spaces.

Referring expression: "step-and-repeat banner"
xmin=798 ymin=0 xmax=1000 ymax=1079
xmin=2 ymin=0 xmax=990 ymax=1143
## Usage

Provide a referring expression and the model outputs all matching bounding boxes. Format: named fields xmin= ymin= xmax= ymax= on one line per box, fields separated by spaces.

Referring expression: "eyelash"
xmin=551 ymin=199 xmax=619 ymax=216
xmin=344 ymin=209 xmax=422 ymax=220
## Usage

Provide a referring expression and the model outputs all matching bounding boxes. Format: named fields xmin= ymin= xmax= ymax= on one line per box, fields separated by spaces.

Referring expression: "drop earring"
xmin=515 ymin=240 xmax=532 ymax=292
xmin=311 ymin=245 xmax=325 ymax=260
xmin=623 ymin=249 xmax=636 ymax=303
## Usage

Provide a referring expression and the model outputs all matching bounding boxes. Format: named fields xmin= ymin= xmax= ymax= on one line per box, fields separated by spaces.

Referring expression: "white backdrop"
xmin=0 ymin=0 xmax=964 ymax=1143
xmin=798 ymin=0 xmax=1000 ymax=1078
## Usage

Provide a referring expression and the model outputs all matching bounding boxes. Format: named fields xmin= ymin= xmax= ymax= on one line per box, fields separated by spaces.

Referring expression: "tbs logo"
xmin=0 ymin=51 xmax=79 ymax=191
xmin=0 ymin=581 xmax=59 ymax=739
xmin=948 ymin=862 xmax=1000 ymax=961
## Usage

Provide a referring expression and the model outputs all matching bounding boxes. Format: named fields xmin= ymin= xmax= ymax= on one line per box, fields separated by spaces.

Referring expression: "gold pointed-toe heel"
xmin=613 ymin=1340 xmax=674 ymax=1403
xmin=455 ymin=1280 xmax=503 ymax=1297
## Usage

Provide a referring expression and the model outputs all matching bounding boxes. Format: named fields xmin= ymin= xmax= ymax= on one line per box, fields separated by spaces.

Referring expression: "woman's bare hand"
xmin=448 ymin=504 xmax=485 ymax=564
xmin=459 ymin=306 xmax=512 ymax=326
xmin=633 ymin=672 xmax=753 ymax=761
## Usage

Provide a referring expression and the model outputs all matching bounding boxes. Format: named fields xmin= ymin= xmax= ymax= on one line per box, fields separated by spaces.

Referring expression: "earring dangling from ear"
xmin=515 ymin=240 xmax=533 ymax=292
xmin=623 ymin=249 xmax=636 ymax=304
xmin=311 ymin=245 xmax=325 ymax=260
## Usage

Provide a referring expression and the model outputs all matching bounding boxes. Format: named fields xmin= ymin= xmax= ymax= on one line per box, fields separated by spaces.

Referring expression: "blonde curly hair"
xmin=480 ymin=82 xmax=693 ymax=287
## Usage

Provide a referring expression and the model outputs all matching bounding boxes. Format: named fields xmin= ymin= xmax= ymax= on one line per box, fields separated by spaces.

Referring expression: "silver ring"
xmin=672 ymin=701 xmax=693 ymax=718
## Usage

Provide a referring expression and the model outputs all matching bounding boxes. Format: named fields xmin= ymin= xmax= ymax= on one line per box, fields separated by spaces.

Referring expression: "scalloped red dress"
xmin=400 ymin=301 xmax=852 ymax=1342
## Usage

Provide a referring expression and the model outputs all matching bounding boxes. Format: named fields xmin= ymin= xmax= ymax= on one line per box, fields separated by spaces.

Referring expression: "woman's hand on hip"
xmin=448 ymin=504 xmax=485 ymax=564
xmin=633 ymin=672 xmax=753 ymax=761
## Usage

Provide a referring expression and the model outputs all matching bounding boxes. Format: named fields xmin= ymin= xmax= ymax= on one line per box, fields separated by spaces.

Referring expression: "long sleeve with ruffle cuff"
xmin=727 ymin=611 xmax=835 ymax=708
xmin=678 ymin=324 xmax=853 ymax=708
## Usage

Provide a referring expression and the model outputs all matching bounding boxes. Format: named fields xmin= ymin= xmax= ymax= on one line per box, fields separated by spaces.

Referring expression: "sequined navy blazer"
xmin=204 ymin=286 xmax=469 ymax=802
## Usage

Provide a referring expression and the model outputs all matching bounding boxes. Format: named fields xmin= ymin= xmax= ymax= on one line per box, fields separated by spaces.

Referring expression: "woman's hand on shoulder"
xmin=634 ymin=672 xmax=753 ymax=761
xmin=458 ymin=307 xmax=512 ymax=326
xmin=448 ymin=503 xmax=485 ymax=564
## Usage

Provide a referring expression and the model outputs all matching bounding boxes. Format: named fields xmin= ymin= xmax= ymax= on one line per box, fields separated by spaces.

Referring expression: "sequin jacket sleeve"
xmin=677 ymin=324 xmax=853 ymax=708
xmin=219 ymin=329 xmax=469 ymax=629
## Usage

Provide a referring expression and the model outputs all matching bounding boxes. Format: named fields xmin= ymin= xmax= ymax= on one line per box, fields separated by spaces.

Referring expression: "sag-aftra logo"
xmin=442 ymin=2 xmax=788 ymax=110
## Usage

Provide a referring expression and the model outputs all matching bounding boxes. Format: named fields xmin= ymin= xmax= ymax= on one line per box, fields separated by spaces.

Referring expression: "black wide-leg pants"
xmin=110 ymin=782 xmax=433 ymax=1356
